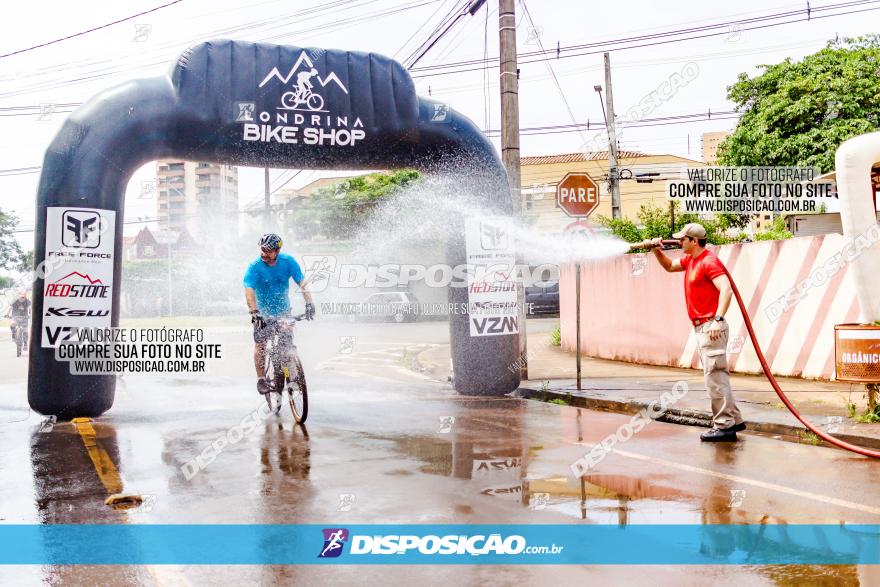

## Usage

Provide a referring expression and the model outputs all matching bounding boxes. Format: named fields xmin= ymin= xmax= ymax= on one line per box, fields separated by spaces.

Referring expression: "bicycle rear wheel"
xmin=287 ymin=352 xmax=308 ymax=424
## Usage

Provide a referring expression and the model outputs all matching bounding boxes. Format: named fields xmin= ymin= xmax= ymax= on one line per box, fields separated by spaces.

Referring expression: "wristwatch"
xmin=714 ymin=315 xmax=725 ymax=322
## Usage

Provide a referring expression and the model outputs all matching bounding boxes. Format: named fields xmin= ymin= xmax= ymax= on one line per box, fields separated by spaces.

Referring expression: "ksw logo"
xmin=260 ymin=51 xmax=349 ymax=113
xmin=318 ymin=528 xmax=349 ymax=558
xmin=480 ymin=222 xmax=509 ymax=250
xmin=45 ymin=307 xmax=110 ymax=317
xmin=62 ymin=210 xmax=102 ymax=248
xmin=471 ymin=316 xmax=518 ymax=335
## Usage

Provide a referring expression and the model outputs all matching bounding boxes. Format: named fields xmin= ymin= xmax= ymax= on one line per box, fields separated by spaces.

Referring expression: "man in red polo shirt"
xmin=649 ymin=223 xmax=745 ymax=442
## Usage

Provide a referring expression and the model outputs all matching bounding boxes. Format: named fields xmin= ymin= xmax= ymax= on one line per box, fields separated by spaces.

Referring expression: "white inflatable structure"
xmin=835 ymin=131 xmax=880 ymax=323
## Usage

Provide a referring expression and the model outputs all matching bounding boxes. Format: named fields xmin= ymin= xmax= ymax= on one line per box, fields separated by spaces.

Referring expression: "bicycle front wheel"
xmin=287 ymin=353 xmax=308 ymax=424
xmin=264 ymin=353 xmax=283 ymax=415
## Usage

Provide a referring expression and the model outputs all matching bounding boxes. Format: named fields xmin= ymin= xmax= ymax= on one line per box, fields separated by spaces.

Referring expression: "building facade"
xmin=273 ymin=176 xmax=354 ymax=208
xmin=701 ymin=131 xmax=732 ymax=165
xmin=156 ymin=160 xmax=239 ymax=239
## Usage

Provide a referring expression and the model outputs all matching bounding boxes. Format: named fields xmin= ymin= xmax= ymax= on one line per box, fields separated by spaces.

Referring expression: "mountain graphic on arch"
xmin=258 ymin=51 xmax=349 ymax=94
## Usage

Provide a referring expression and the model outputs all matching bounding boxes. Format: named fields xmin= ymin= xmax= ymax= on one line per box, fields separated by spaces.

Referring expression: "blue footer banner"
xmin=0 ymin=525 xmax=877 ymax=565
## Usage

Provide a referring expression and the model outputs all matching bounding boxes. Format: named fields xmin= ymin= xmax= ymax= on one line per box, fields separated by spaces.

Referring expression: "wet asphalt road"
xmin=1 ymin=319 xmax=879 ymax=585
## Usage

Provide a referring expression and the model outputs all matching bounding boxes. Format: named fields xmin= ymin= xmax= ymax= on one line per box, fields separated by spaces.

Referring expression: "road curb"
xmin=513 ymin=386 xmax=880 ymax=451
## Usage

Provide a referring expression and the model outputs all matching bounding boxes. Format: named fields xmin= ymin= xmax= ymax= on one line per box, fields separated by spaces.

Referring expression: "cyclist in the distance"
xmin=7 ymin=290 xmax=31 ymax=352
xmin=244 ymin=233 xmax=315 ymax=395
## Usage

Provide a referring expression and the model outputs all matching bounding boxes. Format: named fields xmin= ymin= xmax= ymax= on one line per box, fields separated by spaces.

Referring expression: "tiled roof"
xmin=521 ymin=151 xmax=646 ymax=165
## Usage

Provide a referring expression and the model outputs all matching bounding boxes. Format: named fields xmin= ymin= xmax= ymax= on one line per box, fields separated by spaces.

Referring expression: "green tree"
xmin=287 ymin=169 xmax=421 ymax=240
xmin=718 ymin=34 xmax=880 ymax=171
xmin=17 ymin=250 xmax=34 ymax=272
xmin=753 ymin=215 xmax=793 ymax=241
xmin=0 ymin=209 xmax=23 ymax=270
xmin=596 ymin=202 xmax=736 ymax=246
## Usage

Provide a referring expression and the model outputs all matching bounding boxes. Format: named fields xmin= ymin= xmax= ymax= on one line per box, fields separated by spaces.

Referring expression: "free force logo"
xmin=62 ymin=210 xmax=102 ymax=248
xmin=318 ymin=528 xmax=349 ymax=558
xmin=480 ymin=222 xmax=509 ymax=251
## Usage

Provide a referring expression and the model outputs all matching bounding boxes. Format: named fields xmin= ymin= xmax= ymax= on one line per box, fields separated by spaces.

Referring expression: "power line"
xmin=0 ymin=0 xmax=186 ymax=60
xmin=481 ymin=1 xmax=490 ymax=133
xmin=519 ymin=0 xmax=585 ymax=142
xmin=393 ymin=0 xmax=457 ymax=59
xmin=412 ymin=0 xmax=878 ymax=72
xmin=0 ymin=108 xmax=740 ymax=179
xmin=0 ymin=0 xmax=439 ymax=101
xmin=409 ymin=0 xmax=880 ymax=77
xmin=404 ymin=0 xmax=478 ymax=67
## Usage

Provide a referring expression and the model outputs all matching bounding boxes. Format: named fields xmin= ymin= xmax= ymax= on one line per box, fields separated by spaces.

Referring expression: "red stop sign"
xmin=556 ymin=172 xmax=600 ymax=218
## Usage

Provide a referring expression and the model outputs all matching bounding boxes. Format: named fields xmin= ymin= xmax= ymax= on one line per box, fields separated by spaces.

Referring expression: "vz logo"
xmin=44 ymin=326 xmax=79 ymax=346
xmin=318 ymin=528 xmax=349 ymax=558
xmin=62 ymin=210 xmax=101 ymax=248
xmin=480 ymin=222 xmax=508 ymax=250
xmin=471 ymin=316 xmax=518 ymax=335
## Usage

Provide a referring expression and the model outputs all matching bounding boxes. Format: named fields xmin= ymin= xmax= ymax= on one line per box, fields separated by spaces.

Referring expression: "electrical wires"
xmin=0 ymin=0 xmax=185 ymax=60
xmin=409 ymin=0 xmax=880 ymax=77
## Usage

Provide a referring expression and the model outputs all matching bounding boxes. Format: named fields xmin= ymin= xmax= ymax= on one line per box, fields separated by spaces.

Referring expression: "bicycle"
xmin=280 ymin=87 xmax=325 ymax=111
xmin=11 ymin=317 xmax=28 ymax=358
xmin=254 ymin=313 xmax=308 ymax=423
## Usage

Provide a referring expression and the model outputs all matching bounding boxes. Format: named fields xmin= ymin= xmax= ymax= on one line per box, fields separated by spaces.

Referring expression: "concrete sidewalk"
xmin=415 ymin=331 xmax=880 ymax=450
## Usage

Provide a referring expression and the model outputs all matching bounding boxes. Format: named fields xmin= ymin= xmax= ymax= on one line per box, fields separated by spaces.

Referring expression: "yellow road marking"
xmin=607 ymin=447 xmax=880 ymax=516
xmin=72 ymin=421 xmax=192 ymax=585
xmin=72 ymin=418 xmax=123 ymax=495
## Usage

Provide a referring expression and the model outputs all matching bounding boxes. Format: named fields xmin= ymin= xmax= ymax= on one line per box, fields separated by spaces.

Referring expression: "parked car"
xmin=526 ymin=282 xmax=559 ymax=315
xmin=352 ymin=291 xmax=421 ymax=323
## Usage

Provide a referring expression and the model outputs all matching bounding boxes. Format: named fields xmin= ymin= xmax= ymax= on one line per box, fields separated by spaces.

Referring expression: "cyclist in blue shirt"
xmin=244 ymin=233 xmax=314 ymax=394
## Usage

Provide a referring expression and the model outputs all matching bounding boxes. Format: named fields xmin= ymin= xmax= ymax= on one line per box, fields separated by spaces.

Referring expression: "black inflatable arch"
xmin=29 ymin=40 xmax=520 ymax=418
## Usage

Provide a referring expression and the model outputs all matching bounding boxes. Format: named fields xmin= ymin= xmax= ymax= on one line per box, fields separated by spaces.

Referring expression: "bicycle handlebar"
xmin=256 ymin=313 xmax=308 ymax=327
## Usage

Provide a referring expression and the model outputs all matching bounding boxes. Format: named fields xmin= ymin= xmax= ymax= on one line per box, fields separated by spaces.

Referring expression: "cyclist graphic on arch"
xmin=281 ymin=67 xmax=325 ymax=111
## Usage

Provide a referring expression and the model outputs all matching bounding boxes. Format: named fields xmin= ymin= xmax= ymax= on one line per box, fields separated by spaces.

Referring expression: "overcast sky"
xmin=1 ymin=0 xmax=876 ymax=248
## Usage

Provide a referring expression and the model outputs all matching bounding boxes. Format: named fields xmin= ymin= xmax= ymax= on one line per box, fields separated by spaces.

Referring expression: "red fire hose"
xmin=654 ymin=239 xmax=880 ymax=459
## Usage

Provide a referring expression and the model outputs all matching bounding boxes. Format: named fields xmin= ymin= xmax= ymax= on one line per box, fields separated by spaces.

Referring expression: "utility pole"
xmin=264 ymin=168 xmax=271 ymax=225
xmin=499 ymin=0 xmax=527 ymax=380
xmin=603 ymin=52 xmax=622 ymax=219
xmin=499 ymin=0 xmax=521 ymax=215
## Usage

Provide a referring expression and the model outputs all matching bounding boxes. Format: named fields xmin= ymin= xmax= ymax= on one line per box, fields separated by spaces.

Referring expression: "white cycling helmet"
xmin=259 ymin=233 xmax=282 ymax=251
